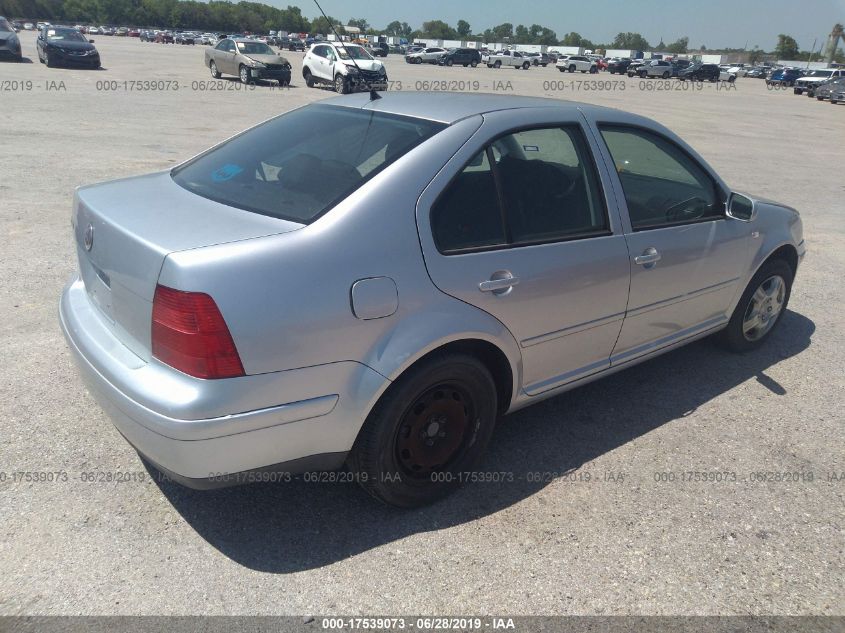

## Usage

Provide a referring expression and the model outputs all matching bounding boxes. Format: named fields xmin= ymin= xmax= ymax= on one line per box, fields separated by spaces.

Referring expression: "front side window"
xmin=431 ymin=126 xmax=608 ymax=253
xmin=599 ymin=125 xmax=722 ymax=230
xmin=172 ymin=105 xmax=445 ymax=224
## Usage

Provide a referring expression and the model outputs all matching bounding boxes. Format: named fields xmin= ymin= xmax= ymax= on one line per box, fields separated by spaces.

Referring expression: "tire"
xmin=470 ymin=60 xmax=477 ymax=68
xmin=445 ymin=58 xmax=453 ymax=66
xmin=239 ymin=65 xmax=251 ymax=84
xmin=558 ymin=67 xmax=565 ymax=72
xmin=348 ymin=353 xmax=498 ymax=508
xmin=793 ymin=87 xmax=801 ymax=94
xmin=568 ymin=64 xmax=575 ymax=72
xmin=590 ymin=66 xmax=598 ymax=74
xmin=334 ymin=73 xmax=348 ymax=94
xmin=209 ymin=60 xmax=220 ymax=78
xmin=817 ymin=95 xmax=824 ymax=101
xmin=303 ymin=68 xmax=314 ymax=87
xmin=831 ymin=99 xmax=838 ymax=104
xmin=494 ymin=60 xmax=501 ymax=68
xmin=522 ymin=62 xmax=530 ymax=70
xmin=728 ymin=75 xmax=736 ymax=83
xmin=662 ymin=71 xmax=670 ymax=78
xmin=45 ymin=51 xmax=55 ymax=67
xmin=717 ymin=259 xmax=793 ymax=353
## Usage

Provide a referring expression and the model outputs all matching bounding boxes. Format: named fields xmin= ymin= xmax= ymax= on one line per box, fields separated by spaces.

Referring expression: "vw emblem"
xmin=83 ymin=224 xmax=94 ymax=251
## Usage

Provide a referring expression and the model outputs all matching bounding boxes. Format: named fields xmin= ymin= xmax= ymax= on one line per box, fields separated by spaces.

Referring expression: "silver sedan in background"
xmin=60 ymin=94 xmax=804 ymax=507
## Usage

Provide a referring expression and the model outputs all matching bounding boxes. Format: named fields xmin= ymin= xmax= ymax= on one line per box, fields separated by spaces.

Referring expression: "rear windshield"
xmin=172 ymin=104 xmax=446 ymax=224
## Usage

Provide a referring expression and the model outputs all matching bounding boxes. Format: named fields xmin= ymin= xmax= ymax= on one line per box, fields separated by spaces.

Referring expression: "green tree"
xmin=456 ymin=19 xmax=470 ymax=37
xmin=612 ymin=32 xmax=650 ymax=51
xmin=665 ymin=36 xmax=689 ymax=54
xmin=346 ymin=17 xmax=368 ymax=31
xmin=774 ymin=34 xmax=799 ymax=59
xmin=420 ymin=19 xmax=456 ymax=39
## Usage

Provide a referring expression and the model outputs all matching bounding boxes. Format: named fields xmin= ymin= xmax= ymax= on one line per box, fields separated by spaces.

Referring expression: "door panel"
xmin=596 ymin=124 xmax=749 ymax=363
xmin=612 ymin=219 xmax=747 ymax=362
xmin=417 ymin=112 xmax=631 ymax=394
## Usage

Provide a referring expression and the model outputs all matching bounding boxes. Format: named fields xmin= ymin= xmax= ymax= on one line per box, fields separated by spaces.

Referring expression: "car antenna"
xmin=312 ymin=0 xmax=381 ymax=100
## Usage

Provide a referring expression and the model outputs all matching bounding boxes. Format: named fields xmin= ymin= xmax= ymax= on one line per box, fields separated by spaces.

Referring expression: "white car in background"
xmin=302 ymin=42 xmax=388 ymax=93
xmin=404 ymin=46 xmax=446 ymax=64
xmin=727 ymin=64 xmax=749 ymax=77
xmin=556 ymin=54 xmax=598 ymax=73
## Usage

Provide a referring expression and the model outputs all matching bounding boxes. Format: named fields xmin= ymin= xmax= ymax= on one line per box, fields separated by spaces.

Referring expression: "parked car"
xmin=814 ymin=77 xmax=845 ymax=101
xmin=766 ymin=68 xmax=803 ymax=87
xmin=36 ymin=25 xmax=100 ymax=68
xmin=287 ymin=37 xmax=305 ymax=51
xmin=638 ymin=59 xmax=674 ymax=78
xmin=115 ymin=26 xmax=128 ymax=36
xmin=487 ymin=50 xmax=532 ymax=69
xmin=678 ymin=63 xmax=722 ymax=82
xmin=206 ymin=38 xmax=291 ymax=85
xmin=175 ymin=32 xmax=197 ymax=45
xmin=0 ymin=17 xmax=22 ymax=62
xmin=746 ymin=67 xmax=769 ymax=79
xmin=60 ymin=93 xmax=805 ymax=507
xmin=23 ymin=22 xmax=34 ymax=30
xmin=829 ymin=83 xmax=845 ymax=104
xmin=302 ymin=42 xmax=387 ymax=93
xmin=556 ymin=54 xmax=598 ymax=73
xmin=405 ymin=46 xmax=446 ymax=64
xmin=793 ymin=68 xmax=845 ymax=95
xmin=369 ymin=41 xmax=389 ymax=57
xmin=626 ymin=60 xmax=646 ymax=76
xmin=606 ymin=58 xmax=633 ymax=74
xmin=438 ymin=47 xmax=481 ymax=67
xmin=524 ymin=52 xmax=551 ymax=67
xmin=155 ymin=31 xmax=174 ymax=44
xmin=128 ymin=28 xmax=140 ymax=37
xmin=726 ymin=64 xmax=748 ymax=77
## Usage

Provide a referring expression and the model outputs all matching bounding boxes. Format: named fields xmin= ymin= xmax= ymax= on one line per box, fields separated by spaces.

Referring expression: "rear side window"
xmin=431 ymin=126 xmax=608 ymax=253
xmin=172 ymin=105 xmax=445 ymax=224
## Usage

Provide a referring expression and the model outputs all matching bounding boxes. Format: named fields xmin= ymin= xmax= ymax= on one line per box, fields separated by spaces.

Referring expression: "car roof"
xmin=323 ymin=92 xmax=620 ymax=124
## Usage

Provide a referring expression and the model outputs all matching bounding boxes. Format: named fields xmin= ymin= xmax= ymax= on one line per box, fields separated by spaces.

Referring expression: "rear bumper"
xmin=60 ymin=276 xmax=388 ymax=484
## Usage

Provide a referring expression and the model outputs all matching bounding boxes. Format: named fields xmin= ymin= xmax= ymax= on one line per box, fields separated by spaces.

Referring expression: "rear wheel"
xmin=445 ymin=58 xmax=453 ymax=66
xmin=349 ymin=354 xmax=498 ymax=508
xmin=470 ymin=60 xmax=477 ymax=68
xmin=303 ymin=67 xmax=315 ymax=87
xmin=569 ymin=64 xmax=576 ymax=72
xmin=662 ymin=71 xmax=670 ymax=78
xmin=522 ymin=61 xmax=530 ymax=69
xmin=209 ymin=60 xmax=220 ymax=78
xmin=494 ymin=60 xmax=501 ymax=68
xmin=717 ymin=259 xmax=793 ymax=352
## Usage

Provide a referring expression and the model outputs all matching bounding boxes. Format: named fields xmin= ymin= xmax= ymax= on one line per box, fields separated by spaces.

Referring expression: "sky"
xmin=298 ymin=0 xmax=845 ymax=51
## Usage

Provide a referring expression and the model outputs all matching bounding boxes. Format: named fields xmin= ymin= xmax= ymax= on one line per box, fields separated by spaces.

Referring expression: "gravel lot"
xmin=1 ymin=33 xmax=843 ymax=616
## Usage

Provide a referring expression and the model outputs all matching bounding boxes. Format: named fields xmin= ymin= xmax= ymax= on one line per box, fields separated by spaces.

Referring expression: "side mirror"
xmin=726 ymin=192 xmax=756 ymax=222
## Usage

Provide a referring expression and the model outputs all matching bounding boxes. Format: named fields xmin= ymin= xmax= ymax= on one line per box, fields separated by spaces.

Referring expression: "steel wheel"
xmin=395 ymin=383 xmax=474 ymax=478
xmin=742 ymin=275 xmax=786 ymax=341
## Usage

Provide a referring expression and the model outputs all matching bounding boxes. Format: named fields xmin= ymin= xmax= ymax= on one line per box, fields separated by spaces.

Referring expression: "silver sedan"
xmin=60 ymin=94 xmax=805 ymax=507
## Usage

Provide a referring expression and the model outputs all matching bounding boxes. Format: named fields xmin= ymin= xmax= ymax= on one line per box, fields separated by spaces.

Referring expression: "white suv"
xmin=556 ymin=55 xmax=598 ymax=73
xmin=302 ymin=42 xmax=388 ymax=94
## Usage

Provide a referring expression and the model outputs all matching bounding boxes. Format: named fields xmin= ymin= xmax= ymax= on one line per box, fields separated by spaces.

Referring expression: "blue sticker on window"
xmin=211 ymin=164 xmax=244 ymax=182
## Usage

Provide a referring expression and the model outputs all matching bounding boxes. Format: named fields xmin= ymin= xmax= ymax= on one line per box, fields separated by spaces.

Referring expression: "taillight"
xmin=151 ymin=285 xmax=245 ymax=379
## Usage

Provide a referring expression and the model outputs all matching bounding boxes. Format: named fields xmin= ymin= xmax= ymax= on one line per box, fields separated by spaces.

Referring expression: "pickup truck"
xmin=793 ymin=68 xmax=845 ymax=95
xmin=486 ymin=50 xmax=532 ymax=69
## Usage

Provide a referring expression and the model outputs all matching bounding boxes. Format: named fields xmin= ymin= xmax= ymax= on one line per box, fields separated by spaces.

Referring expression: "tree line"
xmin=0 ymin=0 xmax=837 ymax=60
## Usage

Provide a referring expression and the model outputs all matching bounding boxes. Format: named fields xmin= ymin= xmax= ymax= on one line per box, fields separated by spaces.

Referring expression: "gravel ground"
xmin=0 ymin=33 xmax=843 ymax=616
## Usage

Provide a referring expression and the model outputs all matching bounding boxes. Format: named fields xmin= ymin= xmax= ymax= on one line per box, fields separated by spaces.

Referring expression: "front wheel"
xmin=209 ymin=60 xmax=221 ymax=78
xmin=522 ymin=62 xmax=530 ymax=69
xmin=717 ymin=259 xmax=793 ymax=352
xmin=445 ymin=58 xmax=453 ymax=66
xmin=239 ymin=65 xmax=251 ymax=84
xmin=334 ymin=73 xmax=348 ymax=94
xmin=348 ymin=354 xmax=498 ymax=508
xmin=662 ymin=71 xmax=670 ymax=78
xmin=494 ymin=60 xmax=501 ymax=68
xmin=470 ymin=60 xmax=477 ymax=68
xmin=569 ymin=64 xmax=576 ymax=72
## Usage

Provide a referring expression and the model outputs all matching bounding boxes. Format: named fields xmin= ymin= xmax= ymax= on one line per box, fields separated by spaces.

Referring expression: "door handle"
xmin=633 ymin=248 xmax=661 ymax=266
xmin=479 ymin=274 xmax=520 ymax=294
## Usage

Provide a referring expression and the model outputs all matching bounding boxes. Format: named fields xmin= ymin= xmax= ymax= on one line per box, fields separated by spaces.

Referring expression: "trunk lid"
xmin=73 ymin=171 xmax=302 ymax=360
